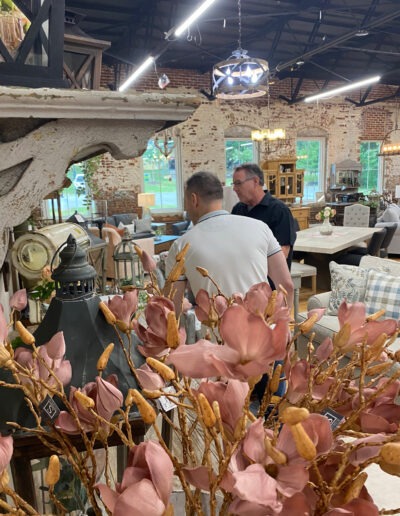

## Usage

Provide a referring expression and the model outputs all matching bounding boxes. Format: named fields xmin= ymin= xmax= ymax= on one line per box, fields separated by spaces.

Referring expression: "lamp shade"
xmin=138 ymin=192 xmax=155 ymax=208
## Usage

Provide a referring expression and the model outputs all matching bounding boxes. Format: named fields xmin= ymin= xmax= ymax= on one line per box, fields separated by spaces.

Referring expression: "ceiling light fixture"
xmin=212 ymin=0 xmax=269 ymax=99
xmin=355 ymin=28 xmax=369 ymax=37
xmin=304 ymin=75 xmax=381 ymax=102
xmin=174 ymin=0 xmax=217 ymax=37
xmin=118 ymin=56 xmax=154 ymax=92
xmin=379 ymin=100 xmax=400 ymax=157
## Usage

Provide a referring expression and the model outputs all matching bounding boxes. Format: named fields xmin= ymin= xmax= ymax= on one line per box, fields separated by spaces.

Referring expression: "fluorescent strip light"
xmin=174 ymin=0 xmax=217 ymax=37
xmin=119 ymin=56 xmax=154 ymax=92
xmin=304 ymin=75 xmax=381 ymax=103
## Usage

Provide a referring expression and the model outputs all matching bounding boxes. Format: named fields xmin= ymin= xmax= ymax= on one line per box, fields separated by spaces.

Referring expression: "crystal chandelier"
xmin=212 ymin=0 xmax=269 ymax=99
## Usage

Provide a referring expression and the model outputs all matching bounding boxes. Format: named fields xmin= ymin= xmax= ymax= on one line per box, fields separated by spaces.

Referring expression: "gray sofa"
xmin=105 ymin=213 xmax=154 ymax=239
xmin=296 ymin=255 xmax=400 ymax=353
xmin=375 ymin=203 xmax=400 ymax=255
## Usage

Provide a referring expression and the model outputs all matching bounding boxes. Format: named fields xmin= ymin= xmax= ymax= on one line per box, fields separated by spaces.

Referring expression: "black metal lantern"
xmin=113 ymin=230 xmax=144 ymax=291
xmin=52 ymin=234 xmax=96 ymax=300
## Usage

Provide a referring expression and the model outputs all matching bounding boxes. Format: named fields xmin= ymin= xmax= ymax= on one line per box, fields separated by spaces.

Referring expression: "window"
xmin=225 ymin=139 xmax=256 ymax=185
xmin=143 ymin=139 xmax=181 ymax=211
xmin=296 ymin=138 xmax=325 ymax=202
xmin=359 ymin=141 xmax=380 ymax=193
xmin=42 ymin=162 xmax=93 ymax=221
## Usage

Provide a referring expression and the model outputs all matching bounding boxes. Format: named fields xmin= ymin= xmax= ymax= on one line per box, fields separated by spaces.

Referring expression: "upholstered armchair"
xmin=343 ymin=203 xmax=370 ymax=227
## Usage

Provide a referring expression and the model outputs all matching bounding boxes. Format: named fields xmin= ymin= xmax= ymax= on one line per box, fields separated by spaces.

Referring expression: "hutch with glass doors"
xmin=260 ymin=157 xmax=305 ymax=203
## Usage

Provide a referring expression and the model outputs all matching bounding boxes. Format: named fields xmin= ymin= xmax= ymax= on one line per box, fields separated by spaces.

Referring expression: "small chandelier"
xmin=212 ymin=0 xmax=269 ymax=99
xmin=379 ymin=101 xmax=400 ymax=157
xmin=251 ymin=128 xmax=286 ymax=141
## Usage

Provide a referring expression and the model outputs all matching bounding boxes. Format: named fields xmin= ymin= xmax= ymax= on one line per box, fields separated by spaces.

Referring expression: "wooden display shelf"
xmin=260 ymin=157 xmax=304 ymax=202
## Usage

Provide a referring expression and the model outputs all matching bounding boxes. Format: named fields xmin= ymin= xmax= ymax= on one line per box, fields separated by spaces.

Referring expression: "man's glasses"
xmin=232 ymin=177 xmax=254 ymax=187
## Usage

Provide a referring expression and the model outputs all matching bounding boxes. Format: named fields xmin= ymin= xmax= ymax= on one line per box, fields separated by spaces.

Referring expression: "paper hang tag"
xmin=321 ymin=407 xmax=345 ymax=430
xmin=157 ymin=386 xmax=177 ymax=412
xmin=39 ymin=395 xmax=61 ymax=422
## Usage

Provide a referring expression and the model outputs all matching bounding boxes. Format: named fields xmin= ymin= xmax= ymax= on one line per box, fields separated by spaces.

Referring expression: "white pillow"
xmin=118 ymin=221 xmax=136 ymax=235
xmin=364 ymin=269 xmax=400 ymax=320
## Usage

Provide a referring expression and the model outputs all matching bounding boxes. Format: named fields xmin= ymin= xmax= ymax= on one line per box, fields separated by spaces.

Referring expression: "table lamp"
xmin=138 ymin=192 xmax=155 ymax=220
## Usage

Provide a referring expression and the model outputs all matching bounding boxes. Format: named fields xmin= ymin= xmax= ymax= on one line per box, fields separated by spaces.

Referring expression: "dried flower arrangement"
xmin=0 ymin=244 xmax=400 ymax=515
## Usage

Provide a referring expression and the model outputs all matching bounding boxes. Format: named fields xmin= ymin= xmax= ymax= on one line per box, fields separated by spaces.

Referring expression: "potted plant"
xmin=28 ymin=266 xmax=55 ymax=323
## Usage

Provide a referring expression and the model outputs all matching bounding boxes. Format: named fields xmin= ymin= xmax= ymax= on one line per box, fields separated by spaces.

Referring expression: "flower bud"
xmin=380 ymin=442 xmax=400 ymax=465
xmin=74 ymin=390 xmax=95 ymax=410
xmin=129 ymin=389 xmax=157 ymax=424
xmin=166 ymin=312 xmax=180 ymax=349
xmin=99 ymin=301 xmax=117 ymax=325
xmin=333 ymin=323 xmax=351 ymax=349
xmin=264 ymin=436 xmax=287 ymax=465
xmin=0 ymin=344 xmax=13 ymax=369
xmin=45 ymin=455 xmax=60 ymax=486
xmin=280 ymin=406 xmax=310 ymax=426
xmin=298 ymin=313 xmax=319 ymax=334
xmin=290 ymin=422 xmax=316 ymax=461
xmin=196 ymin=267 xmax=209 ymax=278
xmin=97 ymin=343 xmax=114 ymax=372
xmin=269 ymin=364 xmax=283 ymax=393
xmin=146 ymin=357 xmax=176 ymax=381
xmin=15 ymin=321 xmax=35 ymax=345
xmin=198 ymin=393 xmax=216 ymax=428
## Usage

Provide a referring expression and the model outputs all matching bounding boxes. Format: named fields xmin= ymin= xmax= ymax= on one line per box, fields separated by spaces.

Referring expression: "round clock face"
xmin=19 ymin=241 xmax=49 ymax=272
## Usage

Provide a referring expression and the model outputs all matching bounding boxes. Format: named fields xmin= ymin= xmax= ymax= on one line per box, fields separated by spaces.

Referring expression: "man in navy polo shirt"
xmin=231 ymin=163 xmax=297 ymax=270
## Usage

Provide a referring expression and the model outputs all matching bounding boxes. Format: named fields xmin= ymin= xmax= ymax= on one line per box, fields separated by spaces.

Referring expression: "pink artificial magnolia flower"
xmin=337 ymin=301 xmax=397 ymax=351
xmin=96 ymin=441 xmax=173 ymax=516
xmin=136 ymin=363 xmax=165 ymax=390
xmin=167 ymin=304 xmax=289 ymax=380
xmin=0 ymin=305 xmax=8 ymax=344
xmin=132 ymin=296 xmax=186 ymax=358
xmin=338 ymin=378 xmax=400 ymax=433
xmin=0 ymin=433 xmax=13 ymax=474
xmin=14 ymin=331 xmax=72 ymax=388
xmin=140 ymin=249 xmax=157 ymax=273
xmin=196 ymin=379 xmax=249 ymax=439
xmin=194 ymin=289 xmax=228 ymax=323
xmin=56 ymin=375 xmax=123 ymax=434
xmin=9 ymin=289 xmax=27 ymax=312
xmin=219 ymin=416 xmax=331 ymax=515
xmin=243 ymin=282 xmax=290 ymax=323
xmin=107 ymin=291 xmax=138 ymax=332
xmin=285 ymin=358 xmax=335 ymax=404
xmin=324 ymin=499 xmax=379 ymax=516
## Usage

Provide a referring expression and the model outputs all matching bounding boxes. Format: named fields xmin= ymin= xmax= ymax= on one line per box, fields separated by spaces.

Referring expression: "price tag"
xmin=157 ymin=386 xmax=177 ymax=412
xmin=321 ymin=407 xmax=344 ymax=430
xmin=39 ymin=395 xmax=60 ymax=422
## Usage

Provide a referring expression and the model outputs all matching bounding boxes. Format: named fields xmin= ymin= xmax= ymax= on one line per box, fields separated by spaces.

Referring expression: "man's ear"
xmin=191 ymin=192 xmax=199 ymax=207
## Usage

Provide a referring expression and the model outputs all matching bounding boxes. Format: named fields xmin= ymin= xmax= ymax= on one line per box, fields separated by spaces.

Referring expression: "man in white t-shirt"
xmin=165 ymin=171 xmax=293 ymax=308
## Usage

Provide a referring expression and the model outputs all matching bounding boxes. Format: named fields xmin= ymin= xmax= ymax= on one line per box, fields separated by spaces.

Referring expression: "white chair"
xmin=343 ymin=203 xmax=370 ymax=227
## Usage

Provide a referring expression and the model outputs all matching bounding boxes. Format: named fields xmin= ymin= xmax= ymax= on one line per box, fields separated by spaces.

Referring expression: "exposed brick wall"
xmin=98 ymin=64 xmax=400 ymax=206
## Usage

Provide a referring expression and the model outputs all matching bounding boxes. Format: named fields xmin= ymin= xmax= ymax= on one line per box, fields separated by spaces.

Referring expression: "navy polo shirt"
xmin=232 ymin=192 xmax=297 ymax=268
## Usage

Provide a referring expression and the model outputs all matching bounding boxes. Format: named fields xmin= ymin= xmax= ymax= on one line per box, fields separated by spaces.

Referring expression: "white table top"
xmin=293 ymin=225 xmax=380 ymax=254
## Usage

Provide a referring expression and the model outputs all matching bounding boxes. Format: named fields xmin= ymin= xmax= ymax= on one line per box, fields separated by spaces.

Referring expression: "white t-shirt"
xmin=165 ymin=210 xmax=281 ymax=297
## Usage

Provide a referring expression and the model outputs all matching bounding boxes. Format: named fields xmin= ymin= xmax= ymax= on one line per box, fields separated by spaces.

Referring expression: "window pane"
xmin=143 ymin=140 xmax=178 ymax=210
xmin=296 ymin=140 xmax=322 ymax=202
xmin=359 ymin=141 xmax=379 ymax=194
xmin=225 ymin=139 xmax=255 ymax=185
xmin=44 ymin=163 xmax=91 ymax=220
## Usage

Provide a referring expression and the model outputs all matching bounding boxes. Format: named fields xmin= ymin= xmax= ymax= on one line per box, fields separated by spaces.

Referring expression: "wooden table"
xmin=293 ymin=225 xmax=380 ymax=289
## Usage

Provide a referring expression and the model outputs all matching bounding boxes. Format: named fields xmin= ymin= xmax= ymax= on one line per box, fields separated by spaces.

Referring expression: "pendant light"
xmin=212 ymin=0 xmax=269 ymax=99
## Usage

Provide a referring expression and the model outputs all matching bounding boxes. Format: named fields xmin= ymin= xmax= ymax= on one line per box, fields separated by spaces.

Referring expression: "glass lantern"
xmin=113 ymin=230 xmax=144 ymax=291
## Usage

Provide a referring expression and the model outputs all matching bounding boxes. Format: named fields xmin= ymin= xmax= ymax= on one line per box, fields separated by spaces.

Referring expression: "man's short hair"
xmin=234 ymin=163 xmax=264 ymax=186
xmin=185 ymin=171 xmax=223 ymax=201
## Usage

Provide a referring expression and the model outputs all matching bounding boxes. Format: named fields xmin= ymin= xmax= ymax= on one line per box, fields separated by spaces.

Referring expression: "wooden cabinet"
xmin=290 ymin=206 xmax=310 ymax=230
xmin=260 ymin=157 xmax=305 ymax=202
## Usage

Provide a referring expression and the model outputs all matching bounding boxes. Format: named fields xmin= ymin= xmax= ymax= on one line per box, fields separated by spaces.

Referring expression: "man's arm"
xmin=281 ymin=245 xmax=290 ymax=258
xmin=267 ymin=251 xmax=294 ymax=310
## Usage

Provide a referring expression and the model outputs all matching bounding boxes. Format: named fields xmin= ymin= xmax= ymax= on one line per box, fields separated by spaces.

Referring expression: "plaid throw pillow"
xmin=364 ymin=270 xmax=400 ymax=320
xmin=327 ymin=262 xmax=369 ymax=315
